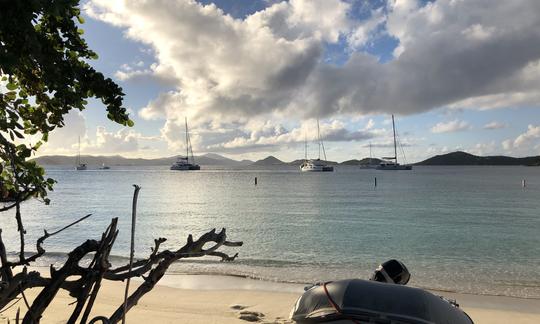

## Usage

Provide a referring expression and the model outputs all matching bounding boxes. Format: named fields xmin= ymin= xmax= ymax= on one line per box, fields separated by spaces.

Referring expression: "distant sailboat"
xmin=359 ymin=142 xmax=377 ymax=169
xmin=300 ymin=119 xmax=334 ymax=172
xmin=170 ymin=118 xmax=200 ymax=171
xmin=99 ymin=163 xmax=110 ymax=170
xmin=75 ymin=136 xmax=87 ymax=171
xmin=377 ymin=115 xmax=412 ymax=170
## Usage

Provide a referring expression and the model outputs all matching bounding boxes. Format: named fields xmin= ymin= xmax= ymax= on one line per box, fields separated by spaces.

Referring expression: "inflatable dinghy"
xmin=291 ymin=279 xmax=473 ymax=324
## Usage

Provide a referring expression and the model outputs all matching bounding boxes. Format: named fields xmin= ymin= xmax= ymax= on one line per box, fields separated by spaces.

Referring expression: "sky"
xmin=37 ymin=0 xmax=540 ymax=162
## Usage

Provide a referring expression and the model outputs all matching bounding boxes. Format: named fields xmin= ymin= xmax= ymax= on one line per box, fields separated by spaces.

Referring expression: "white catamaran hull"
xmin=300 ymin=160 xmax=334 ymax=172
xmin=300 ymin=165 xmax=334 ymax=172
xmin=170 ymin=163 xmax=200 ymax=171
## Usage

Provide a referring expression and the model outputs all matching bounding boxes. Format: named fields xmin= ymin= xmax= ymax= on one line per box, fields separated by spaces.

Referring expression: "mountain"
xmin=201 ymin=153 xmax=253 ymax=166
xmin=417 ymin=151 xmax=540 ymax=166
xmin=288 ymin=159 xmax=305 ymax=166
xmin=252 ymin=156 xmax=286 ymax=166
xmin=32 ymin=153 xmax=250 ymax=167
xmin=341 ymin=158 xmax=383 ymax=166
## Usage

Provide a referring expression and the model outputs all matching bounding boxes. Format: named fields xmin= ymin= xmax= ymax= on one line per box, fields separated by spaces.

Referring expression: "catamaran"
xmin=170 ymin=118 xmax=200 ymax=171
xmin=300 ymin=119 xmax=334 ymax=172
xmin=75 ymin=136 xmax=87 ymax=171
xmin=377 ymin=115 xmax=412 ymax=170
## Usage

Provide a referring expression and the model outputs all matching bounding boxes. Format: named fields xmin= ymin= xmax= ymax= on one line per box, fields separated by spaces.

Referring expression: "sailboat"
xmin=359 ymin=142 xmax=377 ymax=169
xmin=75 ymin=136 xmax=87 ymax=171
xmin=376 ymin=115 xmax=412 ymax=170
xmin=99 ymin=163 xmax=110 ymax=170
xmin=300 ymin=119 xmax=334 ymax=172
xmin=170 ymin=118 xmax=200 ymax=171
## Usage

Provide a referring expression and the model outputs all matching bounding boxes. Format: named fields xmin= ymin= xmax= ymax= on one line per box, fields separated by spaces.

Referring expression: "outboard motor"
xmin=370 ymin=259 xmax=411 ymax=285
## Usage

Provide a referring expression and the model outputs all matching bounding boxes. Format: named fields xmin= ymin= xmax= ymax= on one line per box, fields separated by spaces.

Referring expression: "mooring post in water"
xmin=374 ymin=177 xmax=377 ymax=188
xmin=255 ymin=177 xmax=258 ymax=186
xmin=522 ymin=179 xmax=526 ymax=188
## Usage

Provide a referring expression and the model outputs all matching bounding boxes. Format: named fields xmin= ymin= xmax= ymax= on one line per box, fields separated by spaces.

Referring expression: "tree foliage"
xmin=0 ymin=0 xmax=132 ymax=207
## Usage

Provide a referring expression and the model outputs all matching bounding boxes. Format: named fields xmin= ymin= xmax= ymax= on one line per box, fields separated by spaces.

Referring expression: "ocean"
xmin=2 ymin=165 xmax=539 ymax=298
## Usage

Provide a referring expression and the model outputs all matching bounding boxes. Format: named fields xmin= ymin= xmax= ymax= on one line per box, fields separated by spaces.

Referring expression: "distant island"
xmin=416 ymin=151 xmax=540 ymax=166
xmin=32 ymin=151 xmax=540 ymax=167
xmin=32 ymin=153 xmax=253 ymax=167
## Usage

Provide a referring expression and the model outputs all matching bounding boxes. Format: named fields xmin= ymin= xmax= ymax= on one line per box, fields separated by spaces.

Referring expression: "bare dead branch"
xmin=6 ymin=214 xmax=93 ymax=268
xmin=23 ymin=218 xmax=118 ymax=323
xmin=108 ymin=228 xmax=242 ymax=323
xmin=122 ymin=184 xmax=140 ymax=324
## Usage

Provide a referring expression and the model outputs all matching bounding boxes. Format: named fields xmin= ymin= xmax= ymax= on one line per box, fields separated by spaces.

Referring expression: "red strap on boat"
xmin=322 ymin=282 xmax=362 ymax=324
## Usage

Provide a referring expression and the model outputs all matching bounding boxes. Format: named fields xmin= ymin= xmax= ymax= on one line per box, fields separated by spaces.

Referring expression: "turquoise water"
xmin=2 ymin=166 xmax=540 ymax=298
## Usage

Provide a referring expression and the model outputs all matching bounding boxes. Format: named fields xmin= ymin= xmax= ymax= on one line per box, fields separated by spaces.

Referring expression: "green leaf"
xmin=127 ymin=119 xmax=135 ymax=127
xmin=77 ymin=15 xmax=85 ymax=24
xmin=6 ymin=82 xmax=17 ymax=90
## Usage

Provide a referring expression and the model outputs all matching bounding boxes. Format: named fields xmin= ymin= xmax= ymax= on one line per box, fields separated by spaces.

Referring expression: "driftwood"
xmin=0 ymin=186 xmax=242 ymax=323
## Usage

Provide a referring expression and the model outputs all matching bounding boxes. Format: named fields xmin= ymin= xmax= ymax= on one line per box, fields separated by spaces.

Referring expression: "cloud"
xmin=513 ymin=124 xmax=540 ymax=148
xmin=39 ymin=110 xmax=159 ymax=156
xmin=501 ymin=124 xmax=540 ymax=154
xmin=501 ymin=139 xmax=513 ymax=150
xmin=483 ymin=121 xmax=507 ymax=130
xmin=430 ymin=119 xmax=471 ymax=133
xmin=467 ymin=141 xmax=497 ymax=156
xmin=84 ymin=0 xmax=540 ymax=158
xmin=86 ymin=0 xmax=540 ymax=120
xmin=188 ymin=118 xmax=379 ymax=154
xmin=42 ymin=110 xmax=88 ymax=153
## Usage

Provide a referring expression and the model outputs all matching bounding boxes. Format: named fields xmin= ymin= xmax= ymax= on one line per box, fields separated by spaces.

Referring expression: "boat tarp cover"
xmin=291 ymin=279 xmax=473 ymax=324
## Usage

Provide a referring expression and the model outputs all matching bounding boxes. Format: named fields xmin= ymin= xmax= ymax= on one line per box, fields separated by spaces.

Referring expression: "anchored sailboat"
xmin=170 ymin=118 xmax=200 ymax=171
xmin=300 ymin=119 xmax=334 ymax=172
xmin=377 ymin=115 xmax=412 ymax=170
xmin=75 ymin=136 xmax=87 ymax=171
xmin=359 ymin=142 xmax=378 ymax=169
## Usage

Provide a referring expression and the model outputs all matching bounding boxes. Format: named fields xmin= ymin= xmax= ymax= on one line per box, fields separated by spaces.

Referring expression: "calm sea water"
xmin=2 ymin=165 xmax=539 ymax=298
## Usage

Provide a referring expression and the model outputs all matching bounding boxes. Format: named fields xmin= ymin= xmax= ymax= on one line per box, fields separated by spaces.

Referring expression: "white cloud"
xmin=483 ymin=121 xmax=507 ymax=130
xmin=166 ymin=118 xmax=380 ymax=154
xmin=430 ymin=119 xmax=471 ymax=133
xmin=502 ymin=139 xmax=513 ymax=150
xmin=347 ymin=8 xmax=386 ymax=50
xmin=514 ymin=124 xmax=540 ymax=148
xmin=85 ymin=0 xmax=540 ymax=119
xmin=462 ymin=24 xmax=496 ymax=42
xmin=501 ymin=125 xmax=540 ymax=155
xmin=38 ymin=110 xmax=159 ymax=156
xmin=467 ymin=141 xmax=497 ymax=156
xmin=84 ymin=0 xmax=540 ymax=156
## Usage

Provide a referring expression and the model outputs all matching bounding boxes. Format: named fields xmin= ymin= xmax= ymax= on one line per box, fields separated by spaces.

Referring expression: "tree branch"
xmin=108 ymin=228 xmax=242 ymax=323
xmin=6 ymin=214 xmax=93 ymax=268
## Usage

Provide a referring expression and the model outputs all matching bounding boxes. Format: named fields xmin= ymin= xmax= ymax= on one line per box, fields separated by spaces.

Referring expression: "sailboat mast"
xmin=77 ymin=136 xmax=80 ymax=165
xmin=185 ymin=117 xmax=189 ymax=163
xmin=304 ymin=133 xmax=307 ymax=161
xmin=317 ymin=119 xmax=321 ymax=160
xmin=392 ymin=114 xmax=397 ymax=163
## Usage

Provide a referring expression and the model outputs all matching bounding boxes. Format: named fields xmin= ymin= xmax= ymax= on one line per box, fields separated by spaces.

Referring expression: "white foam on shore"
xmin=142 ymin=273 xmax=306 ymax=293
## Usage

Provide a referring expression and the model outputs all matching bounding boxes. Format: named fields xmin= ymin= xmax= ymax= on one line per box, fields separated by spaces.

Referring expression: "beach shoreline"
xmin=2 ymin=269 xmax=540 ymax=323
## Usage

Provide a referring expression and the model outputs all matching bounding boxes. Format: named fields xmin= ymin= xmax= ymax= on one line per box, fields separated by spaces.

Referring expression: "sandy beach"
xmin=1 ymin=272 xmax=539 ymax=324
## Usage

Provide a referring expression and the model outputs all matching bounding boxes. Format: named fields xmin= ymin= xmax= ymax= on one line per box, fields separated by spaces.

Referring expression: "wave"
xmin=9 ymin=251 xmax=540 ymax=299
